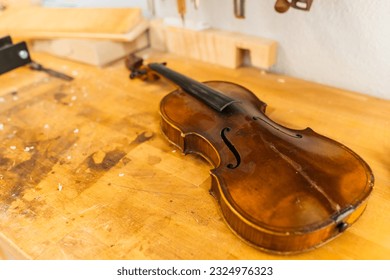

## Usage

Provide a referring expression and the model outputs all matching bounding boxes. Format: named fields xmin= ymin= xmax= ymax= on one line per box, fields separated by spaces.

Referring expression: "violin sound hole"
xmin=221 ymin=127 xmax=241 ymax=169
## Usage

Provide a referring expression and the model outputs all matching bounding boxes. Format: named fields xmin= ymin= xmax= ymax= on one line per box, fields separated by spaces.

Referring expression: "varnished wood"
xmin=156 ymin=70 xmax=373 ymax=253
xmin=0 ymin=51 xmax=389 ymax=259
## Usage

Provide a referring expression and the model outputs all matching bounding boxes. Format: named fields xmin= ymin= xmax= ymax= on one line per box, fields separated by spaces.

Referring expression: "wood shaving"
xmin=24 ymin=146 xmax=34 ymax=152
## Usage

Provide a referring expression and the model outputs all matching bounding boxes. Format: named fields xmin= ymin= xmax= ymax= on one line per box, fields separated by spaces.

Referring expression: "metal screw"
xmin=18 ymin=50 xmax=29 ymax=60
xmin=337 ymin=222 xmax=349 ymax=232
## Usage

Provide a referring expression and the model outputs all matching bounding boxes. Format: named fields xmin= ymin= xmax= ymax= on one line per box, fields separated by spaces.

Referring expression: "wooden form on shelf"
xmin=150 ymin=19 xmax=277 ymax=69
xmin=0 ymin=7 xmax=145 ymax=41
xmin=0 ymin=6 xmax=150 ymax=66
xmin=32 ymin=32 xmax=149 ymax=66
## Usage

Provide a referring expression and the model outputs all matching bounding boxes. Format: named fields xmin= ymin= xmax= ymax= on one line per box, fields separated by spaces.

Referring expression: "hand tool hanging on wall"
xmin=0 ymin=35 xmax=73 ymax=81
xmin=177 ymin=0 xmax=186 ymax=24
xmin=191 ymin=0 xmax=200 ymax=10
xmin=275 ymin=0 xmax=313 ymax=13
xmin=233 ymin=0 xmax=245 ymax=19
xmin=147 ymin=0 xmax=156 ymax=16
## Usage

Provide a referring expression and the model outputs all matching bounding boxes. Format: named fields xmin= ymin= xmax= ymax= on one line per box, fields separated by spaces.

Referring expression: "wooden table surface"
xmin=0 ymin=51 xmax=389 ymax=260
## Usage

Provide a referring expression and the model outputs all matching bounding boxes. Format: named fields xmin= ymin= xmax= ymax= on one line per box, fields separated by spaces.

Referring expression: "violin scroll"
xmin=125 ymin=54 xmax=164 ymax=81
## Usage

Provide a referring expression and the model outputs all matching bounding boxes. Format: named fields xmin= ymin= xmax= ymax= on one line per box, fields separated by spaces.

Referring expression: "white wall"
xmin=44 ymin=0 xmax=390 ymax=99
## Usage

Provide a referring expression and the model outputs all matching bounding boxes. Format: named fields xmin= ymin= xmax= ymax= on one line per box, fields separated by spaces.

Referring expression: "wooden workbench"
xmin=0 ymin=51 xmax=389 ymax=260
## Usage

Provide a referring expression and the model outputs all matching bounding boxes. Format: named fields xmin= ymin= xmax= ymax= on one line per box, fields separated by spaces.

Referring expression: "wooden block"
xmin=0 ymin=7 xmax=145 ymax=42
xmin=32 ymin=32 xmax=149 ymax=66
xmin=149 ymin=20 xmax=277 ymax=69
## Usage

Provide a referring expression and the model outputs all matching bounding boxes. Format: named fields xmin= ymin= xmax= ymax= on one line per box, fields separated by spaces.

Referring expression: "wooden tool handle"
xmin=177 ymin=0 xmax=186 ymax=20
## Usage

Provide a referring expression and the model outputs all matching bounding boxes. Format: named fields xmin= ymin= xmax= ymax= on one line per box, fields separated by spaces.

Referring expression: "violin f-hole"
xmin=221 ymin=127 xmax=241 ymax=169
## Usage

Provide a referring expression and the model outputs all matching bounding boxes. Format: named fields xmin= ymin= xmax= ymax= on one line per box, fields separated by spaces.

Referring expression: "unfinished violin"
xmin=127 ymin=55 xmax=374 ymax=254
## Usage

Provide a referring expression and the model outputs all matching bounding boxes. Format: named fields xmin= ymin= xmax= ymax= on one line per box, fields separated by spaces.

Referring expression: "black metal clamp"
xmin=0 ymin=35 xmax=73 ymax=81
xmin=0 ymin=35 xmax=32 ymax=75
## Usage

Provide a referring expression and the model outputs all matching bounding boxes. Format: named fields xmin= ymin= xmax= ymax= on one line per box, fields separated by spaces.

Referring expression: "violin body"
xmin=127 ymin=57 xmax=374 ymax=254
xmin=159 ymin=81 xmax=373 ymax=254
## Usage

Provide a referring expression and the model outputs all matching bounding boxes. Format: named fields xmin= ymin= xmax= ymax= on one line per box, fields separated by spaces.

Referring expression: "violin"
xmin=127 ymin=55 xmax=374 ymax=254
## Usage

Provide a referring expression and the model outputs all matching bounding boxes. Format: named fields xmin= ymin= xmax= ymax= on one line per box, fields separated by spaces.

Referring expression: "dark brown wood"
xmin=148 ymin=63 xmax=238 ymax=112
xmin=129 ymin=61 xmax=374 ymax=254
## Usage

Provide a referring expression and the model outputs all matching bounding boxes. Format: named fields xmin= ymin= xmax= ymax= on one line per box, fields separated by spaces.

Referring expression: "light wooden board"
xmin=32 ymin=33 xmax=149 ymax=66
xmin=0 ymin=7 xmax=145 ymax=41
xmin=150 ymin=19 xmax=277 ymax=69
xmin=0 ymin=51 xmax=389 ymax=260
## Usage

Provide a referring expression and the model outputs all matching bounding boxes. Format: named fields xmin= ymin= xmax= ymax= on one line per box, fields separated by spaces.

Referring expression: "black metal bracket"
xmin=0 ymin=35 xmax=32 ymax=75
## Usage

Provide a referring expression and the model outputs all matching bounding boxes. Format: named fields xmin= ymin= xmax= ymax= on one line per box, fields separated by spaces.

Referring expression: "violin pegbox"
xmin=125 ymin=54 xmax=164 ymax=81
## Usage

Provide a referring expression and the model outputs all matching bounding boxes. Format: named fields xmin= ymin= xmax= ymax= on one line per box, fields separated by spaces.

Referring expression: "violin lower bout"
xmin=161 ymin=116 xmax=369 ymax=254
xmin=211 ymin=175 xmax=369 ymax=254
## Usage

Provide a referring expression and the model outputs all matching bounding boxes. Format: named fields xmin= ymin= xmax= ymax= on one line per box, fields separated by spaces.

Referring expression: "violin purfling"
xmin=127 ymin=56 xmax=374 ymax=254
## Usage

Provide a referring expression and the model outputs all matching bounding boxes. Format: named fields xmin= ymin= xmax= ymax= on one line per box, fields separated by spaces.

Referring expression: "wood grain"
xmin=149 ymin=20 xmax=277 ymax=69
xmin=0 ymin=7 xmax=145 ymax=41
xmin=32 ymin=33 xmax=149 ymax=66
xmin=0 ymin=51 xmax=389 ymax=259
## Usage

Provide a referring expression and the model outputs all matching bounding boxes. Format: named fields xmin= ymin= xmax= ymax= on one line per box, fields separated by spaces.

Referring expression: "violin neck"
xmin=148 ymin=63 xmax=237 ymax=112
